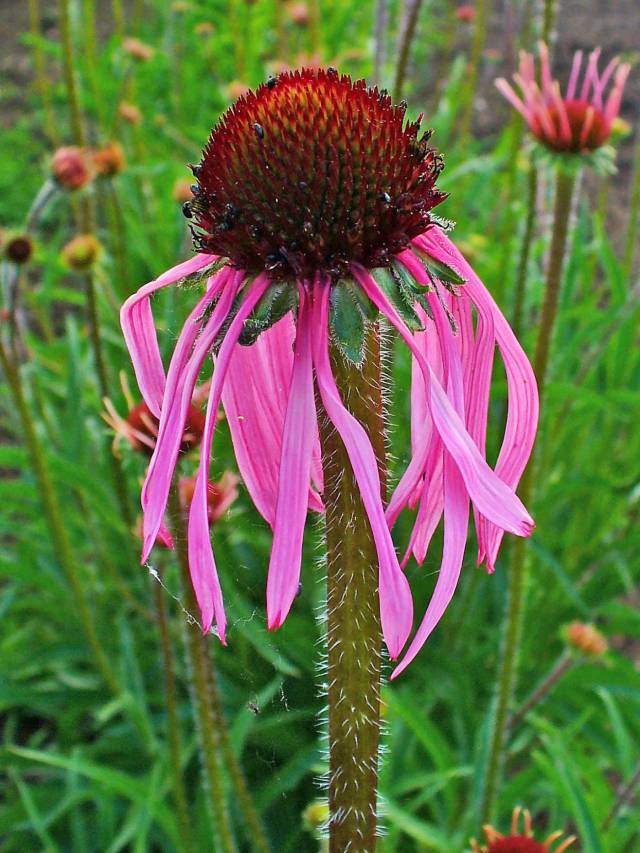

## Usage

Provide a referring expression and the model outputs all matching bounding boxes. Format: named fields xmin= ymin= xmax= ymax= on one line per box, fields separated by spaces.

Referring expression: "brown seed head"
xmin=51 ymin=146 xmax=92 ymax=190
xmin=62 ymin=235 xmax=101 ymax=270
xmin=93 ymin=141 xmax=126 ymax=177
xmin=565 ymin=622 xmax=608 ymax=657
xmin=5 ymin=235 xmax=34 ymax=265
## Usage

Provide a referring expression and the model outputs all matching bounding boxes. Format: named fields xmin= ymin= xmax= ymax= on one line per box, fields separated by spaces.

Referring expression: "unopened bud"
xmin=51 ymin=146 xmax=92 ymax=190
xmin=123 ymin=37 xmax=154 ymax=61
xmin=194 ymin=21 xmax=214 ymax=36
xmin=286 ymin=1 xmax=309 ymax=25
xmin=565 ymin=622 xmax=608 ymax=657
xmin=93 ymin=141 xmax=126 ymax=177
xmin=62 ymin=235 xmax=101 ymax=270
xmin=119 ymin=101 xmax=143 ymax=125
xmin=302 ymin=800 xmax=329 ymax=834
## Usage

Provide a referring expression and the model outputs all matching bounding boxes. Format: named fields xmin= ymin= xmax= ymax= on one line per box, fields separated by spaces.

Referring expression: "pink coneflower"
xmin=471 ymin=806 xmax=575 ymax=852
xmin=121 ymin=69 xmax=538 ymax=670
xmin=179 ymin=471 xmax=240 ymax=524
xmin=496 ymin=42 xmax=630 ymax=153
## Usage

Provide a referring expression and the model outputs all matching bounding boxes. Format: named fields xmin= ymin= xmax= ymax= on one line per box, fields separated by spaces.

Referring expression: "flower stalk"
xmin=480 ymin=167 xmax=577 ymax=825
xmin=511 ymin=167 xmax=538 ymax=338
xmin=167 ymin=485 xmax=235 ymax=853
xmin=318 ymin=324 xmax=385 ymax=851
xmin=457 ymin=0 xmax=491 ymax=146
xmin=392 ymin=0 xmax=424 ymax=102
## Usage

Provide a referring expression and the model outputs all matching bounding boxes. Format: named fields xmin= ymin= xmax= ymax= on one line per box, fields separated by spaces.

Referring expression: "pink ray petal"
xmin=312 ymin=279 xmax=413 ymax=660
xmin=566 ymin=50 xmax=584 ymax=100
xmin=267 ymin=290 xmax=317 ymax=630
xmin=391 ymin=456 xmax=469 ymax=679
xmin=120 ymin=253 xmax=217 ymax=417
xmin=415 ymin=228 xmax=539 ymax=569
xmin=188 ymin=274 xmax=272 ymax=640
xmin=141 ymin=269 xmax=242 ymax=561
xmin=223 ymin=313 xmax=323 ymax=524
xmin=355 ymin=260 xmax=533 ymax=539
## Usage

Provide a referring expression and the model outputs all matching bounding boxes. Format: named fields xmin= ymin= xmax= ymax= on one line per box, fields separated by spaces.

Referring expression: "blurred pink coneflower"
xmin=496 ymin=42 xmax=630 ymax=153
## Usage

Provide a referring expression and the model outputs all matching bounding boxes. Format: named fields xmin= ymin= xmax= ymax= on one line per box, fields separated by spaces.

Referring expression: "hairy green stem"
xmin=167 ymin=487 xmax=235 ymax=853
xmin=0 ymin=338 xmax=119 ymax=695
xmin=457 ymin=0 xmax=491 ymax=146
xmin=512 ymin=167 xmax=538 ymax=338
xmin=480 ymin=168 xmax=577 ymax=825
xmin=319 ymin=325 xmax=385 ymax=852
xmin=392 ymin=0 xmax=424 ymax=102
xmin=152 ymin=574 xmax=193 ymax=853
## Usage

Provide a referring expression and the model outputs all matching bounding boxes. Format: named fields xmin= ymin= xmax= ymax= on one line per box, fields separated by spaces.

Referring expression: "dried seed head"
xmin=5 ymin=234 xmax=34 ymax=265
xmin=191 ymin=68 xmax=447 ymax=279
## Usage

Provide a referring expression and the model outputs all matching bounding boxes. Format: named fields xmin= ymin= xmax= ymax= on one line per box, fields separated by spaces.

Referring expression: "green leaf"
xmin=330 ymin=279 xmax=366 ymax=364
xmin=239 ymin=280 xmax=297 ymax=345
xmin=413 ymin=246 xmax=466 ymax=286
xmin=370 ymin=267 xmax=423 ymax=331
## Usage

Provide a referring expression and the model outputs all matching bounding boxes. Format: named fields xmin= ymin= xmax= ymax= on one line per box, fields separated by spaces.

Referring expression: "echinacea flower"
xmin=496 ymin=42 xmax=630 ymax=154
xmin=102 ymin=373 xmax=205 ymax=457
xmin=121 ymin=69 xmax=538 ymax=671
xmin=471 ymin=806 xmax=576 ymax=852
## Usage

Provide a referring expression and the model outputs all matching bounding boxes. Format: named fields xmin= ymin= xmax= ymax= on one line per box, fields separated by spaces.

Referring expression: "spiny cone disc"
xmin=189 ymin=68 xmax=447 ymax=279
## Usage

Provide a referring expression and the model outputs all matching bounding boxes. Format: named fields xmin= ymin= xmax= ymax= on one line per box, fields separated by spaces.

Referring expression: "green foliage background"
xmin=0 ymin=1 xmax=639 ymax=850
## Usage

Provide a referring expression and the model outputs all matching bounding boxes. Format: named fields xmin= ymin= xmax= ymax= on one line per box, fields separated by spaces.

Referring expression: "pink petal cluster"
xmin=121 ymin=228 xmax=538 ymax=674
xmin=495 ymin=42 xmax=630 ymax=153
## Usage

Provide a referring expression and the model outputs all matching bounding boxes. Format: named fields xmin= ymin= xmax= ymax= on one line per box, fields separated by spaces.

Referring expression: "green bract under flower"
xmin=188 ymin=68 xmax=448 ymax=280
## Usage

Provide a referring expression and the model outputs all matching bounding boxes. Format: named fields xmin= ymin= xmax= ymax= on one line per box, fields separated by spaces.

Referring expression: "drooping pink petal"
xmin=402 ymin=440 xmax=443 ymax=567
xmin=391 ymin=456 xmax=469 ymax=679
xmin=188 ymin=274 xmax=272 ymax=640
xmin=354 ymin=261 xmax=534 ymax=539
xmin=415 ymin=228 xmax=539 ymax=569
xmin=223 ymin=313 xmax=323 ymax=524
xmin=267 ymin=290 xmax=317 ymax=630
xmin=311 ymin=279 xmax=413 ymax=660
xmin=120 ymin=253 xmax=217 ymax=417
xmin=141 ymin=269 xmax=241 ymax=561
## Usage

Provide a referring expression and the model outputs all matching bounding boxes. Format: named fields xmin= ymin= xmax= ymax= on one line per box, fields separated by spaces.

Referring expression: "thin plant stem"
xmin=27 ymin=0 xmax=59 ymax=146
xmin=392 ymin=0 xmax=424 ymax=102
xmin=542 ymin=0 xmax=558 ymax=44
xmin=308 ymin=0 xmax=320 ymax=58
xmin=167 ymin=486 xmax=236 ymax=853
xmin=372 ymin=0 xmax=389 ymax=86
xmin=202 ymin=642 xmax=271 ymax=853
xmin=104 ymin=181 xmax=130 ymax=297
xmin=512 ymin=167 xmax=538 ymax=338
xmin=602 ymin=762 xmax=640 ymax=831
xmin=623 ymin=136 xmax=640 ymax=278
xmin=59 ymin=0 xmax=86 ymax=147
xmin=112 ymin=0 xmax=125 ymax=39
xmin=457 ymin=0 xmax=491 ymax=146
xmin=479 ymin=167 xmax=577 ymax=826
xmin=59 ymin=0 xmax=133 ymax=530
xmin=0 ymin=337 xmax=119 ymax=696
xmin=508 ymin=653 xmax=574 ymax=731
xmin=585 ymin=175 xmax=610 ymax=294
xmin=230 ymin=0 xmax=246 ymax=83
xmin=82 ymin=0 xmax=106 ymax=132
xmin=151 ymin=574 xmax=194 ymax=853
xmin=318 ymin=324 xmax=385 ymax=851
